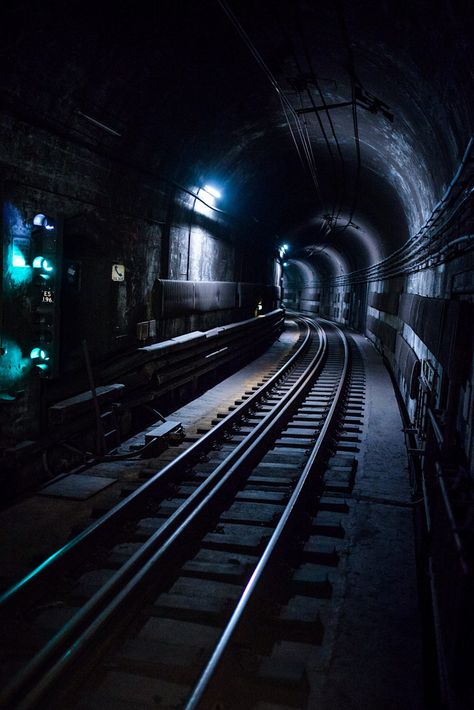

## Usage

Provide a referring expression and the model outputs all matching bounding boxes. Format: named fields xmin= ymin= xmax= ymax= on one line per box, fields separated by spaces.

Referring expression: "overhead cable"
xmin=217 ymin=0 xmax=324 ymax=207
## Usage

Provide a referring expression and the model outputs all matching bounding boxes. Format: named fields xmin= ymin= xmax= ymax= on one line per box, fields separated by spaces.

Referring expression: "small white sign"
xmin=112 ymin=264 xmax=125 ymax=281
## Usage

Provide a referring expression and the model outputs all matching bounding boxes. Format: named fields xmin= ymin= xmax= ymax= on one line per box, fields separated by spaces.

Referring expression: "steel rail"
xmin=186 ymin=321 xmax=349 ymax=709
xmin=1 ymin=321 xmax=328 ymax=709
xmin=0 ymin=318 xmax=313 ymax=614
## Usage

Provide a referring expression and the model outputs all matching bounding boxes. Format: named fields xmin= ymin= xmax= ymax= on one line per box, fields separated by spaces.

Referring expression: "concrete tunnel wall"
xmin=1 ymin=0 xmax=473 ymax=476
xmin=282 ymin=148 xmax=474 ymax=473
xmin=0 ymin=177 xmax=276 ymax=441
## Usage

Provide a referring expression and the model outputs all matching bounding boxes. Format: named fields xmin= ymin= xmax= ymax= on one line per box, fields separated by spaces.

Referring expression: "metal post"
xmin=82 ymin=339 xmax=105 ymax=456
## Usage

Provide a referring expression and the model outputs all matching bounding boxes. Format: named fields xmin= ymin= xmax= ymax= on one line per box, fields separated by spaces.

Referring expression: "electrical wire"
xmin=334 ymin=0 xmax=362 ymax=234
xmin=271 ymin=2 xmax=351 ymax=239
xmin=217 ymin=0 xmax=324 ymax=208
xmin=273 ymin=8 xmax=333 ymax=220
xmin=292 ymin=4 xmax=347 ymax=230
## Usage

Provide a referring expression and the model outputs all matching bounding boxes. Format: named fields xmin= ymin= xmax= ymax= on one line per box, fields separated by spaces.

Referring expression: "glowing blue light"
xmin=12 ymin=253 xmax=27 ymax=267
xmin=30 ymin=347 xmax=49 ymax=362
xmin=203 ymin=185 xmax=221 ymax=199
xmin=283 ymin=261 xmax=289 ymax=267
xmin=33 ymin=213 xmax=55 ymax=230
xmin=282 ymin=244 xmax=289 ymax=251
xmin=33 ymin=256 xmax=54 ymax=273
xmin=194 ymin=185 xmax=221 ymax=217
xmin=0 ymin=339 xmax=30 ymax=389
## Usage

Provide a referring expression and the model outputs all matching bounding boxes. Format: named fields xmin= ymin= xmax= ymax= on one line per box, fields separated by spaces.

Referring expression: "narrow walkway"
xmin=307 ymin=332 xmax=423 ymax=710
xmin=0 ymin=321 xmax=299 ymax=592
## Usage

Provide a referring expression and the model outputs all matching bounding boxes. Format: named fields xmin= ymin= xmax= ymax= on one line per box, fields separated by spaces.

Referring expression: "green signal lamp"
xmin=12 ymin=253 xmax=27 ymax=267
xmin=30 ymin=347 xmax=50 ymax=362
xmin=32 ymin=256 xmax=54 ymax=272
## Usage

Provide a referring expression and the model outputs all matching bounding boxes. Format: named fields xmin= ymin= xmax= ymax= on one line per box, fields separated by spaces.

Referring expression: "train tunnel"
xmin=0 ymin=1 xmax=473 ymax=708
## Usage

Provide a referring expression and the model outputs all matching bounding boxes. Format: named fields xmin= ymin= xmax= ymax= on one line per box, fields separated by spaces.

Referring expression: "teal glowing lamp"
xmin=33 ymin=256 xmax=54 ymax=272
xmin=30 ymin=347 xmax=50 ymax=367
xmin=12 ymin=253 xmax=27 ymax=267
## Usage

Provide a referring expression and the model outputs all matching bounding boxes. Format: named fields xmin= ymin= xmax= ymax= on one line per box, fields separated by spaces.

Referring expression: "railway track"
xmin=0 ymin=317 xmax=366 ymax=709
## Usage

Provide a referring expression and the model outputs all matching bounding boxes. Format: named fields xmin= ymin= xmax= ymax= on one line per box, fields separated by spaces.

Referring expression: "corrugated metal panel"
xmin=193 ymin=281 xmax=237 ymax=312
xmin=368 ymin=290 xmax=400 ymax=315
xmin=398 ymin=293 xmax=415 ymax=323
xmin=399 ymin=294 xmax=447 ymax=360
xmin=217 ymin=281 xmax=238 ymax=309
xmin=367 ymin=315 xmax=396 ymax=352
xmin=440 ymin=300 xmax=472 ymax=379
xmin=395 ymin=333 xmax=420 ymax=398
xmin=156 ymin=279 xmax=281 ymax=318
xmin=421 ymin=298 xmax=445 ymax=359
xmin=157 ymin=279 xmax=195 ymax=317
xmin=194 ymin=281 xmax=220 ymax=312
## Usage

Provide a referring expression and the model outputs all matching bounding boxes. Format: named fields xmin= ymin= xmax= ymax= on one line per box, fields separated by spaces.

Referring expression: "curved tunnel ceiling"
xmin=3 ymin=0 xmax=473 ymax=281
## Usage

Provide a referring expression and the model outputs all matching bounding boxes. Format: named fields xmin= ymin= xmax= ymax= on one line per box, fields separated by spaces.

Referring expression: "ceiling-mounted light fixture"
xmin=195 ymin=183 xmax=222 ymax=215
xmin=203 ymin=185 xmax=221 ymax=199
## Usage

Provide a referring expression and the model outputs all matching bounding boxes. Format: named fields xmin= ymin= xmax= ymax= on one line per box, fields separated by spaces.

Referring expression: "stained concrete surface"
xmin=307 ymin=333 xmax=423 ymax=709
